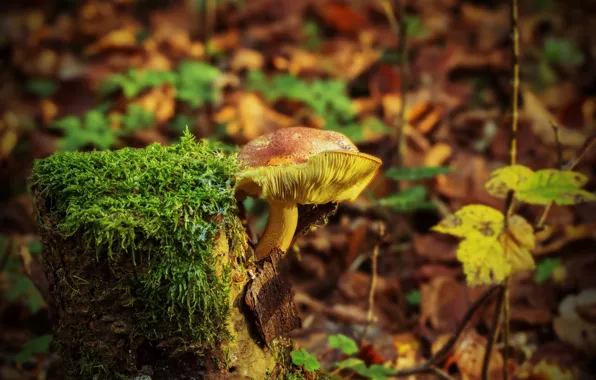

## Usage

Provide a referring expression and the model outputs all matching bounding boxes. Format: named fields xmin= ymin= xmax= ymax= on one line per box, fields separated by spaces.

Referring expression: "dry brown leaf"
xmin=231 ymin=49 xmax=265 ymax=72
xmin=209 ymin=29 xmax=240 ymax=52
xmin=553 ymin=289 xmax=596 ymax=354
xmin=424 ymin=142 xmax=452 ymax=167
xmin=522 ymin=89 xmax=586 ymax=148
xmin=420 ymin=276 xmax=469 ymax=333
xmin=133 ymin=84 xmax=176 ymax=124
xmin=434 ymin=329 xmax=504 ymax=380
xmin=40 ymin=99 xmax=58 ymax=125
xmin=85 ymin=28 xmax=138 ymax=55
xmin=317 ymin=2 xmax=368 ymax=34
xmin=329 ymin=40 xmax=380 ymax=80
xmin=216 ymin=93 xmax=294 ymax=143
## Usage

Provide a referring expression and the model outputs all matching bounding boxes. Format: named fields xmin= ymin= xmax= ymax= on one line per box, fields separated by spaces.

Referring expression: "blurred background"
xmin=1 ymin=0 xmax=596 ymax=378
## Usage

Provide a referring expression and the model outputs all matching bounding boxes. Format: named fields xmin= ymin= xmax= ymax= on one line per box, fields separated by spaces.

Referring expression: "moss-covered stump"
xmin=30 ymin=133 xmax=284 ymax=380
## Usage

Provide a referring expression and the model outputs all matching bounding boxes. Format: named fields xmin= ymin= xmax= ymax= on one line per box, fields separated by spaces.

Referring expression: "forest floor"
xmin=1 ymin=0 xmax=595 ymax=379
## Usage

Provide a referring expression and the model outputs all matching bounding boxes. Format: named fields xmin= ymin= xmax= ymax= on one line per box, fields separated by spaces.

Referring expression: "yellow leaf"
xmin=485 ymin=164 xmax=535 ymax=198
xmin=433 ymin=206 xmax=536 ymax=286
xmin=516 ymin=169 xmax=596 ymax=205
xmin=432 ymin=204 xmax=504 ymax=238
xmin=458 ymin=236 xmax=510 ymax=286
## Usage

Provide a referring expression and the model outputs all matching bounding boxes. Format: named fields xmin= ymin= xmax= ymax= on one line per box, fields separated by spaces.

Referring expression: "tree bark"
xmin=35 ymin=193 xmax=290 ymax=379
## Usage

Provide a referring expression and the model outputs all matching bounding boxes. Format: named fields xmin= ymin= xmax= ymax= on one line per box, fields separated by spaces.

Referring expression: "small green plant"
xmin=534 ymin=257 xmax=561 ymax=284
xmin=52 ymin=106 xmax=155 ymax=151
xmin=1 ymin=236 xmax=46 ymax=314
xmin=246 ymin=71 xmax=388 ymax=143
xmin=26 ymin=79 xmax=58 ymax=97
xmin=374 ymin=166 xmax=451 ymax=212
xmin=15 ymin=334 xmax=53 ymax=365
xmin=406 ymin=289 xmax=421 ymax=305
xmin=291 ymin=334 xmax=397 ymax=380
xmin=102 ymin=61 xmax=222 ymax=108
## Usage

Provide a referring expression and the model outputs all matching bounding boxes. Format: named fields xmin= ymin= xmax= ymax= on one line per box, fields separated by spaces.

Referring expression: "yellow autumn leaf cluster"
xmin=485 ymin=165 xmax=596 ymax=205
xmin=432 ymin=205 xmax=535 ymax=287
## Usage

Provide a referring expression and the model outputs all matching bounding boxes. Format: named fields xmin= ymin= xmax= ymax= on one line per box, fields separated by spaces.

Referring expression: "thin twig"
xmin=396 ymin=0 xmax=408 ymax=169
xmin=562 ymin=133 xmax=596 ymax=170
xmin=503 ymin=278 xmax=511 ymax=380
xmin=360 ymin=222 xmax=385 ymax=345
xmin=430 ymin=366 xmax=456 ymax=380
xmin=481 ymin=285 xmax=505 ymax=380
xmin=509 ymin=0 xmax=520 ymax=166
xmin=550 ymin=121 xmax=564 ymax=168
xmin=394 ymin=285 xmax=500 ymax=377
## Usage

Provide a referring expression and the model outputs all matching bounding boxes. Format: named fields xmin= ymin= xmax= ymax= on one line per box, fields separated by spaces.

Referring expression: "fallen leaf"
xmin=553 ymin=289 xmax=596 ymax=354
xmin=420 ymin=276 xmax=469 ymax=333
xmin=522 ymin=89 xmax=586 ymax=148
xmin=85 ymin=28 xmax=138 ymax=55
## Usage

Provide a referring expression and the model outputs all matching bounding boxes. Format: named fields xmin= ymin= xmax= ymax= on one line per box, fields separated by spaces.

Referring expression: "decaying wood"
xmin=245 ymin=248 xmax=301 ymax=343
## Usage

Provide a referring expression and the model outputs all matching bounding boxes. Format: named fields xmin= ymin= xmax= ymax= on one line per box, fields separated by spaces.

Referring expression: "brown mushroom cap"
xmin=235 ymin=127 xmax=382 ymax=204
xmin=237 ymin=126 xmax=360 ymax=168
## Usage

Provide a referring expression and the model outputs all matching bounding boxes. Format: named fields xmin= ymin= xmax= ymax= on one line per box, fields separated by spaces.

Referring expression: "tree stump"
xmin=30 ymin=133 xmax=294 ymax=379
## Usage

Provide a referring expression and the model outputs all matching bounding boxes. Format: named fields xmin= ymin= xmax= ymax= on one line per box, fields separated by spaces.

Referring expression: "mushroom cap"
xmin=234 ymin=127 xmax=382 ymax=205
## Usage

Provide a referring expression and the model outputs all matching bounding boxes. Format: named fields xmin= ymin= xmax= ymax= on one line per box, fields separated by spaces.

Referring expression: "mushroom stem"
xmin=255 ymin=201 xmax=298 ymax=260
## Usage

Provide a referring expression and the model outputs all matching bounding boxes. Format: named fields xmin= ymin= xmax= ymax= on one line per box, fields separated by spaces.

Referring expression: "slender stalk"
xmin=396 ymin=0 xmax=408 ymax=169
xmin=255 ymin=201 xmax=298 ymax=260
xmin=509 ymin=0 xmax=520 ymax=166
xmin=481 ymin=285 xmax=505 ymax=380
xmin=360 ymin=223 xmax=385 ymax=344
xmin=503 ymin=278 xmax=511 ymax=380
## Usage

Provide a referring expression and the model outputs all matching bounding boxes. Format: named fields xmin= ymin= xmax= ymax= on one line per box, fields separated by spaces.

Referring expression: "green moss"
xmin=31 ymin=131 xmax=241 ymax=348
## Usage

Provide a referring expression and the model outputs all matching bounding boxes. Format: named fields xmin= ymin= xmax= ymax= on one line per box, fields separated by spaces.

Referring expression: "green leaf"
xmin=543 ymin=37 xmax=584 ymax=66
xmin=291 ymin=348 xmax=320 ymax=372
xmin=328 ymin=334 xmax=359 ymax=355
xmin=515 ymin=169 xmax=596 ymax=205
xmin=375 ymin=186 xmax=435 ymax=211
xmin=358 ymin=364 xmax=398 ymax=380
xmin=534 ymin=257 xmax=561 ymax=284
xmin=27 ymin=241 xmax=43 ymax=255
xmin=3 ymin=273 xmax=46 ymax=313
xmin=14 ymin=335 xmax=53 ymax=365
xmin=405 ymin=15 xmax=428 ymax=38
xmin=26 ymin=79 xmax=58 ymax=97
xmin=406 ymin=289 xmax=421 ymax=305
xmin=385 ymin=166 xmax=451 ymax=181
xmin=336 ymin=358 xmax=366 ymax=370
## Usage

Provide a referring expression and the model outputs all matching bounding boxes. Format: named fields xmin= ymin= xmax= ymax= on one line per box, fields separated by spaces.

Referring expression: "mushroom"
xmin=234 ymin=127 xmax=382 ymax=260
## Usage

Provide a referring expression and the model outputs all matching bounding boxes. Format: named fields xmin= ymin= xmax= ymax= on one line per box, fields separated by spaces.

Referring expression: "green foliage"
xmin=14 ymin=335 xmax=53 ymax=365
xmin=292 ymin=335 xmax=397 ymax=379
xmin=291 ymin=348 xmax=321 ymax=372
xmin=247 ymin=71 xmax=386 ymax=143
xmin=176 ymin=61 xmax=222 ymax=108
xmin=535 ymin=257 xmax=561 ymax=284
xmin=405 ymin=15 xmax=428 ymax=38
xmin=375 ymin=186 xmax=435 ymax=211
xmin=385 ymin=166 xmax=451 ymax=181
xmin=302 ymin=20 xmax=323 ymax=51
xmin=119 ymin=104 xmax=155 ymax=133
xmin=30 ymin=131 xmax=240 ymax=347
xmin=328 ymin=334 xmax=358 ymax=355
xmin=102 ymin=69 xmax=177 ymax=98
xmin=52 ymin=110 xmax=117 ymax=151
xmin=1 ymin=236 xmax=45 ymax=313
xmin=3 ymin=273 xmax=46 ymax=313
xmin=26 ymin=79 xmax=58 ymax=97
xmin=406 ymin=289 xmax=421 ymax=305
xmin=52 ymin=105 xmax=155 ymax=151
xmin=102 ymin=61 xmax=222 ymax=108
xmin=543 ymin=37 xmax=584 ymax=66
xmin=168 ymin=114 xmax=195 ymax=134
